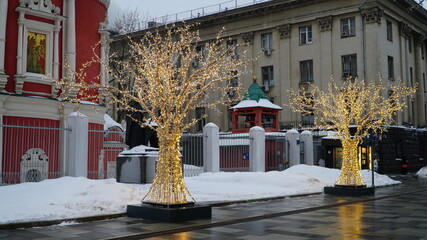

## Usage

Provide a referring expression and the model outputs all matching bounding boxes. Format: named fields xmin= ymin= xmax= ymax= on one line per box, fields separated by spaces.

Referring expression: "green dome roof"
xmin=242 ymin=81 xmax=270 ymax=102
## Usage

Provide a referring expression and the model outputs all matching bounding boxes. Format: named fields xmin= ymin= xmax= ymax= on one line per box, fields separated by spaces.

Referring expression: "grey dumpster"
xmin=116 ymin=145 xmax=158 ymax=183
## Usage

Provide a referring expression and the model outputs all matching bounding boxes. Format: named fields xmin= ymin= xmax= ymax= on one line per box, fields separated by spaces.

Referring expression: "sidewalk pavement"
xmin=0 ymin=175 xmax=426 ymax=240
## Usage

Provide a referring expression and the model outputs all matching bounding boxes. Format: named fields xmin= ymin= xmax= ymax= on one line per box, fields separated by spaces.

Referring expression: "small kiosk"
xmin=231 ymin=81 xmax=282 ymax=133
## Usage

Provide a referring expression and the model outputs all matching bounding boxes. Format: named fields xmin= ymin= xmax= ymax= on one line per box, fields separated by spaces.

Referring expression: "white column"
xmin=65 ymin=0 xmax=77 ymax=97
xmin=203 ymin=122 xmax=219 ymax=173
xmin=0 ymin=0 xmax=8 ymax=90
xmin=0 ymin=0 xmax=8 ymax=73
xmin=415 ymin=41 xmax=426 ymax=126
xmin=249 ymin=126 xmax=265 ymax=172
xmin=16 ymin=11 xmax=25 ymax=75
xmin=52 ymin=19 xmax=61 ymax=97
xmin=285 ymin=129 xmax=300 ymax=167
xmin=98 ymin=19 xmax=109 ymax=87
xmin=0 ymin=95 xmax=7 ymax=183
xmin=66 ymin=112 xmax=88 ymax=177
xmin=300 ymin=130 xmax=314 ymax=165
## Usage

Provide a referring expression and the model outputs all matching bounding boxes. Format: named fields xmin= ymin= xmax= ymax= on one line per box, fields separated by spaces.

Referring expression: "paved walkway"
xmin=1 ymin=176 xmax=426 ymax=240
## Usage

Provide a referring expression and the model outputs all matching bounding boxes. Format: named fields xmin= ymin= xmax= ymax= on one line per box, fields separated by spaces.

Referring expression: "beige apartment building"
xmin=111 ymin=0 xmax=427 ymax=132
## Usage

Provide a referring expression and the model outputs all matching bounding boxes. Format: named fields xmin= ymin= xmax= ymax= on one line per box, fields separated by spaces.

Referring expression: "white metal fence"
xmin=219 ymin=133 xmax=251 ymax=172
xmin=0 ymin=123 xmax=126 ymax=185
xmin=88 ymin=127 xmax=126 ymax=180
xmin=0 ymin=124 xmax=70 ymax=185
xmin=181 ymin=133 xmax=204 ymax=177
xmin=180 ymin=131 xmax=291 ymax=177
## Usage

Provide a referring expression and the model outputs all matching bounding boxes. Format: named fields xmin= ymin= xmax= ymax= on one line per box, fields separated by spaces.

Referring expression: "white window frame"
xmin=386 ymin=20 xmax=393 ymax=42
xmin=261 ymin=33 xmax=273 ymax=51
xmin=388 ymin=56 xmax=394 ymax=80
xmin=300 ymin=60 xmax=313 ymax=82
xmin=299 ymin=26 xmax=312 ymax=45
xmin=14 ymin=1 xmax=64 ymax=96
xmin=342 ymin=54 xmax=357 ymax=78
xmin=226 ymin=39 xmax=238 ymax=58
xmin=261 ymin=66 xmax=274 ymax=87
xmin=23 ymin=20 xmax=54 ymax=85
xmin=340 ymin=17 xmax=355 ymax=37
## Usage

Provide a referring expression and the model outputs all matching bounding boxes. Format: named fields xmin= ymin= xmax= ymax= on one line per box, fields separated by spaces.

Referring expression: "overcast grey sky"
xmin=109 ymin=0 xmax=255 ymax=21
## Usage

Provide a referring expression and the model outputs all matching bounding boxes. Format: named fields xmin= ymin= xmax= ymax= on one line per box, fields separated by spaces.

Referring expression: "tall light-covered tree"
xmin=58 ymin=24 xmax=248 ymax=205
xmin=288 ymin=79 xmax=416 ymax=187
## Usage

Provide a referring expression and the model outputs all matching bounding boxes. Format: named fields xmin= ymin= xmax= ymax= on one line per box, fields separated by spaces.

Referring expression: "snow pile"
xmin=119 ymin=145 xmax=159 ymax=156
xmin=0 ymin=165 xmax=399 ymax=224
xmin=416 ymin=166 xmax=427 ymax=178
xmin=0 ymin=177 xmax=147 ymax=224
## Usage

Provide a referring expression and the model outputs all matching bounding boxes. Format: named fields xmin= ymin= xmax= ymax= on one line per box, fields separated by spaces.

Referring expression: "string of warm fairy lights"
xmin=289 ymin=78 xmax=416 ymax=187
xmin=55 ymin=24 xmax=250 ymax=205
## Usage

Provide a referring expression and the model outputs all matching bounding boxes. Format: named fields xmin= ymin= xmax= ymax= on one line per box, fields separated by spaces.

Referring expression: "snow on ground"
xmin=0 ymin=165 xmax=399 ymax=225
xmin=416 ymin=166 xmax=427 ymax=178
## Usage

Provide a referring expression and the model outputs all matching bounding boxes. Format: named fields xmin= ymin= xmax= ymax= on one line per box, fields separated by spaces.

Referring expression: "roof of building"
xmin=232 ymin=81 xmax=282 ymax=110
xmin=242 ymin=81 xmax=270 ymax=102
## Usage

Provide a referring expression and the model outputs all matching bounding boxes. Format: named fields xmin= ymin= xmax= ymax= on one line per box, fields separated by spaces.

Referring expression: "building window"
xmin=386 ymin=20 xmax=393 ymax=41
xmin=226 ymin=39 xmax=238 ymax=59
xmin=299 ymin=26 xmax=312 ymax=45
xmin=422 ymin=45 xmax=425 ymax=60
xmin=408 ymin=36 xmax=412 ymax=53
xmin=302 ymin=114 xmax=314 ymax=126
xmin=342 ymin=54 xmax=357 ymax=78
xmin=227 ymin=71 xmax=239 ymax=96
xmin=340 ymin=17 xmax=355 ymax=37
xmin=196 ymin=45 xmax=205 ymax=58
xmin=192 ymin=45 xmax=205 ymax=67
xmin=423 ymin=73 xmax=426 ymax=93
xmin=300 ymin=60 xmax=313 ymax=82
xmin=388 ymin=56 xmax=394 ymax=80
xmin=261 ymin=66 xmax=274 ymax=89
xmin=302 ymin=94 xmax=314 ymax=126
xmin=261 ymin=33 xmax=273 ymax=54
xmin=196 ymin=107 xmax=206 ymax=132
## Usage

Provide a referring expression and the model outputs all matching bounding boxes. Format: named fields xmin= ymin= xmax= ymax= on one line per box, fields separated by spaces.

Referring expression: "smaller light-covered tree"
xmin=288 ymin=78 xmax=416 ymax=187
xmin=57 ymin=24 xmax=249 ymax=205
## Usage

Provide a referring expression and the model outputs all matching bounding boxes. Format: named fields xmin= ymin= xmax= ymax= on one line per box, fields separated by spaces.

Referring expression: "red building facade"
xmin=0 ymin=0 xmax=110 ymax=183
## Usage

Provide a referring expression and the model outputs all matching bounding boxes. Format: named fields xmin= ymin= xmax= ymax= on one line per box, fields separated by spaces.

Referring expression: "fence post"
xmin=300 ymin=130 xmax=314 ymax=165
xmin=286 ymin=129 xmax=300 ymax=167
xmin=203 ymin=122 xmax=219 ymax=173
xmin=249 ymin=126 xmax=265 ymax=172
xmin=66 ymin=112 xmax=88 ymax=177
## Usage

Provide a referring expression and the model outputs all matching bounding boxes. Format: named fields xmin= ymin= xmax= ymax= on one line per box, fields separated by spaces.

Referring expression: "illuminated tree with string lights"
xmin=288 ymin=79 xmax=416 ymax=187
xmin=58 ymin=24 xmax=248 ymax=205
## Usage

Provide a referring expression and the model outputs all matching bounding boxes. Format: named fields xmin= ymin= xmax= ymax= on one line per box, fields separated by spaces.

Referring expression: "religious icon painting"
xmin=26 ymin=32 xmax=47 ymax=74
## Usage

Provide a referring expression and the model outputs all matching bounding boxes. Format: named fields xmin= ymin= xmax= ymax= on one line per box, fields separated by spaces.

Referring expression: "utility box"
xmin=116 ymin=145 xmax=159 ymax=184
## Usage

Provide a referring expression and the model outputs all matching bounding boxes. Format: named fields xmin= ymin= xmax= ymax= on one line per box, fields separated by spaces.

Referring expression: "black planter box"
xmin=126 ymin=203 xmax=212 ymax=222
xmin=324 ymin=185 xmax=375 ymax=196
